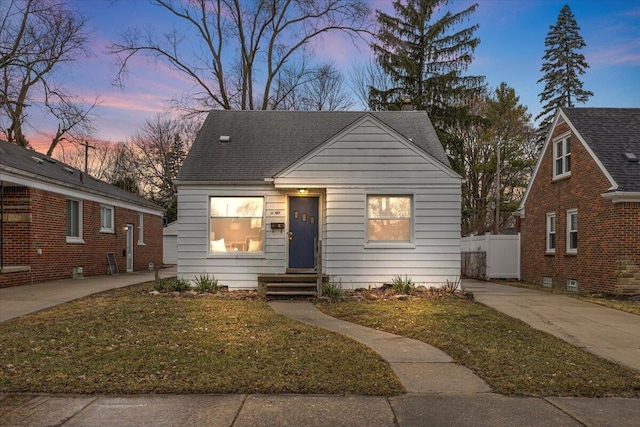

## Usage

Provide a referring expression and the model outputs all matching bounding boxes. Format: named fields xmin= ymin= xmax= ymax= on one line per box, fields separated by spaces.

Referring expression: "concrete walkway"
xmin=0 ymin=267 xmax=176 ymax=322
xmin=269 ymin=300 xmax=490 ymax=394
xmin=463 ymin=279 xmax=640 ymax=371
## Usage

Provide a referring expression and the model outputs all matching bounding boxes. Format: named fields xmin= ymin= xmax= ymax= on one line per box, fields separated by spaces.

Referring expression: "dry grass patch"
xmin=317 ymin=297 xmax=640 ymax=397
xmin=0 ymin=283 xmax=403 ymax=396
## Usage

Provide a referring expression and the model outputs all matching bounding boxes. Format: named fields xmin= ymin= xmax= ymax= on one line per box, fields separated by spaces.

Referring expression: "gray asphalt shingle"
xmin=563 ymin=107 xmax=640 ymax=192
xmin=178 ymin=110 xmax=450 ymax=182
xmin=0 ymin=140 xmax=162 ymax=210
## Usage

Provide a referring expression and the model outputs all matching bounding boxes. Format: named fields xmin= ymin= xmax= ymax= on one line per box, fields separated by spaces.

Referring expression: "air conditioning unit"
xmin=73 ymin=266 xmax=84 ymax=278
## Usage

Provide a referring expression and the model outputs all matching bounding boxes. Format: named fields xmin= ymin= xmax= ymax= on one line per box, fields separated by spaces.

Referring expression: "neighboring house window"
xmin=209 ymin=197 xmax=264 ymax=253
xmin=566 ymin=209 xmax=578 ymax=253
xmin=546 ymin=213 xmax=556 ymax=253
xmin=367 ymin=195 xmax=412 ymax=242
xmin=100 ymin=205 xmax=114 ymax=233
xmin=66 ymin=199 xmax=83 ymax=243
xmin=553 ymin=135 xmax=571 ymax=178
xmin=138 ymin=213 xmax=144 ymax=244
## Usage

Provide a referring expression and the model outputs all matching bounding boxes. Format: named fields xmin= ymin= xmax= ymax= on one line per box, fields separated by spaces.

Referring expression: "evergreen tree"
xmin=370 ymin=0 xmax=485 ymax=172
xmin=536 ymin=4 xmax=593 ymax=145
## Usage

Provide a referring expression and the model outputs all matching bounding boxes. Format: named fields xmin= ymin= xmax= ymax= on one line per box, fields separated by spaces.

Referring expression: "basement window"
xmin=566 ymin=279 xmax=578 ymax=292
xmin=543 ymin=277 xmax=553 ymax=288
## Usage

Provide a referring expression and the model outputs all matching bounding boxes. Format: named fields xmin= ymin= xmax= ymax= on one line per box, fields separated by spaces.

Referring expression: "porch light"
xmin=298 ymin=188 xmax=308 ymax=194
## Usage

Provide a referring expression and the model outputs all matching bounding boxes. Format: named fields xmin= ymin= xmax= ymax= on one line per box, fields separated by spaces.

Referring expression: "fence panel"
xmin=461 ymin=234 xmax=520 ymax=280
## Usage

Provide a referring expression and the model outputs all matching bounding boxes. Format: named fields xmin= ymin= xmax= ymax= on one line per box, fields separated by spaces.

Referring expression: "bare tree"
xmin=350 ymin=59 xmax=395 ymax=110
xmin=0 ymin=0 xmax=97 ymax=154
xmin=298 ymin=64 xmax=353 ymax=111
xmin=109 ymin=0 xmax=370 ymax=112
xmin=125 ymin=115 xmax=201 ymax=221
xmin=53 ymin=140 xmax=117 ymax=181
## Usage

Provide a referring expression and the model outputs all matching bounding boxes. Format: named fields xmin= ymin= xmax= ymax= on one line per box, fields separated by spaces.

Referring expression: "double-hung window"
xmin=100 ymin=205 xmax=114 ymax=233
xmin=209 ymin=197 xmax=264 ymax=253
xmin=137 ymin=213 xmax=145 ymax=244
xmin=553 ymin=135 xmax=571 ymax=179
xmin=546 ymin=213 xmax=556 ymax=253
xmin=566 ymin=209 xmax=578 ymax=253
xmin=367 ymin=195 xmax=413 ymax=243
xmin=66 ymin=199 xmax=83 ymax=243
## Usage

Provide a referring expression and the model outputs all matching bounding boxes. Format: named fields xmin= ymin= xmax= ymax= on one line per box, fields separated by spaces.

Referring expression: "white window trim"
xmin=137 ymin=212 xmax=145 ymax=245
xmin=207 ymin=196 xmax=266 ymax=258
xmin=66 ymin=198 xmax=84 ymax=244
xmin=100 ymin=205 xmax=115 ymax=233
xmin=553 ymin=133 xmax=572 ymax=180
xmin=546 ymin=212 xmax=556 ymax=254
xmin=566 ymin=209 xmax=578 ymax=254
xmin=365 ymin=194 xmax=415 ymax=249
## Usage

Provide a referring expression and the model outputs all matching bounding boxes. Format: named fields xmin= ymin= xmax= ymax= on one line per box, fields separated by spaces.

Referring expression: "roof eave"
xmin=601 ymin=191 xmax=640 ymax=203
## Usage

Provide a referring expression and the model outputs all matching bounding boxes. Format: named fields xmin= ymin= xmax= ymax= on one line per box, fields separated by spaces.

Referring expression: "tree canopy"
xmin=536 ymin=4 xmax=593 ymax=145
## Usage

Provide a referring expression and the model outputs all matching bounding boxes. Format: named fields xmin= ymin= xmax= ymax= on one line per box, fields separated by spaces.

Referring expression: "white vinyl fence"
xmin=461 ymin=234 xmax=520 ymax=280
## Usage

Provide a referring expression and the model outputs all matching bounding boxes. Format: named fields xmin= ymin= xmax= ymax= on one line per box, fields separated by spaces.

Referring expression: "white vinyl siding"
xmin=177 ymin=116 xmax=462 ymax=289
xmin=177 ymin=186 xmax=286 ymax=288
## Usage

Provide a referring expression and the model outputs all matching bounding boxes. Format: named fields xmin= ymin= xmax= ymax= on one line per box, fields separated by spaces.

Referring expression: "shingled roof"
xmin=0 ymin=139 xmax=162 ymax=211
xmin=563 ymin=107 xmax=640 ymax=192
xmin=178 ymin=110 xmax=450 ymax=182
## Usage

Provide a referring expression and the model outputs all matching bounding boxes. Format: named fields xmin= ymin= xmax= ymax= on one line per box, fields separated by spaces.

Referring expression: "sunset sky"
xmin=22 ymin=0 xmax=640 ymax=154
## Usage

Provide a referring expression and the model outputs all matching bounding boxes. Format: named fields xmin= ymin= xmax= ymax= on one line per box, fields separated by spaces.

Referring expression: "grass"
xmin=0 ymin=282 xmax=403 ymax=396
xmin=317 ymin=297 xmax=640 ymax=397
xmin=503 ymin=281 xmax=640 ymax=316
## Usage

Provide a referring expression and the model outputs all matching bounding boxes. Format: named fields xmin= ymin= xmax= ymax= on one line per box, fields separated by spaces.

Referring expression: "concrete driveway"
xmin=0 ymin=266 xmax=176 ymax=322
xmin=463 ymin=279 xmax=640 ymax=371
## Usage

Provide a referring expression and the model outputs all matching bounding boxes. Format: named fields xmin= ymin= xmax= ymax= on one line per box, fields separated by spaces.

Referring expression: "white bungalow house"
xmin=175 ymin=110 xmax=462 ymax=292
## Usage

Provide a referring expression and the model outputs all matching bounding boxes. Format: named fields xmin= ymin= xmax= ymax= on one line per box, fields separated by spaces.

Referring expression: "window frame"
xmin=553 ymin=133 xmax=572 ymax=179
xmin=365 ymin=194 xmax=414 ymax=248
xmin=137 ymin=212 xmax=145 ymax=245
xmin=100 ymin=205 xmax=115 ymax=233
xmin=566 ymin=209 xmax=578 ymax=254
xmin=208 ymin=196 xmax=266 ymax=257
xmin=66 ymin=198 xmax=84 ymax=243
xmin=546 ymin=212 xmax=556 ymax=253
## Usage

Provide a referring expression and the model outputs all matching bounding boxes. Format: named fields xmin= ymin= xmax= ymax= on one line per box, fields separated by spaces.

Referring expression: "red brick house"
xmin=518 ymin=108 xmax=640 ymax=295
xmin=0 ymin=140 xmax=164 ymax=288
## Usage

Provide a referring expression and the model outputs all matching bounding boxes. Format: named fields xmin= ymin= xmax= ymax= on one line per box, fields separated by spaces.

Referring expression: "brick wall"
xmin=1 ymin=186 xmax=163 ymax=288
xmin=520 ymin=121 xmax=620 ymax=294
xmin=613 ymin=202 xmax=640 ymax=294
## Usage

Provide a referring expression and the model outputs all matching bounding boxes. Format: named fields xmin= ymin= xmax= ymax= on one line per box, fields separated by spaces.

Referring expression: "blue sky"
xmin=28 ymin=0 xmax=640 ymax=151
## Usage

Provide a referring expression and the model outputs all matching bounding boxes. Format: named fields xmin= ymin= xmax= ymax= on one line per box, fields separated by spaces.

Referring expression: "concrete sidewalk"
xmin=5 ymin=392 xmax=640 ymax=427
xmin=463 ymin=279 xmax=640 ymax=371
xmin=0 ymin=267 xmax=176 ymax=322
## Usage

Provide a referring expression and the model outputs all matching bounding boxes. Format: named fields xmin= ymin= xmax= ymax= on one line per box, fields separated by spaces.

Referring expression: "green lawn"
xmin=0 ymin=283 xmax=403 ymax=396
xmin=317 ymin=296 xmax=640 ymax=397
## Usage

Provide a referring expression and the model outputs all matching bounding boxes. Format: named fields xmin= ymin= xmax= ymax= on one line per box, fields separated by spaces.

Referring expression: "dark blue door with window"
xmin=289 ymin=197 xmax=319 ymax=269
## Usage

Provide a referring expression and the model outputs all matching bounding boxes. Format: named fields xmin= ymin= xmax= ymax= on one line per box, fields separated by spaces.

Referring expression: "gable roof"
xmin=177 ymin=110 xmax=452 ymax=182
xmin=562 ymin=107 xmax=640 ymax=192
xmin=519 ymin=107 xmax=640 ymax=212
xmin=0 ymin=139 xmax=162 ymax=212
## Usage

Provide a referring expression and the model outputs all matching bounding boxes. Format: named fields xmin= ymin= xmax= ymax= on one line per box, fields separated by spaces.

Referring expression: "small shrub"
xmin=193 ymin=274 xmax=220 ymax=293
xmin=391 ymin=275 xmax=415 ymax=295
xmin=169 ymin=277 xmax=191 ymax=292
xmin=153 ymin=279 xmax=170 ymax=292
xmin=322 ymin=280 xmax=344 ymax=300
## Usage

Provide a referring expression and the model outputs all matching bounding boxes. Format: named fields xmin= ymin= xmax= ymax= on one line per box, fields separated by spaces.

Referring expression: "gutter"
xmin=601 ymin=191 xmax=640 ymax=203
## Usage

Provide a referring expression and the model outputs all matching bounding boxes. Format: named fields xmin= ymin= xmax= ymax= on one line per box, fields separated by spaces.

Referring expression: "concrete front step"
xmin=258 ymin=274 xmax=327 ymax=297
xmin=266 ymin=291 xmax=317 ymax=297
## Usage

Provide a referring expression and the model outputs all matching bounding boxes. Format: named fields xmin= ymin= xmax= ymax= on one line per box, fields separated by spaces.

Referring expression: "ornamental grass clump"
xmin=391 ymin=275 xmax=415 ymax=295
xmin=193 ymin=274 xmax=220 ymax=293
xmin=322 ymin=280 xmax=344 ymax=300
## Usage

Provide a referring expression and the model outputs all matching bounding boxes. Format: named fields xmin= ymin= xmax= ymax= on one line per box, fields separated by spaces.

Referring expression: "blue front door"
xmin=289 ymin=197 xmax=319 ymax=270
